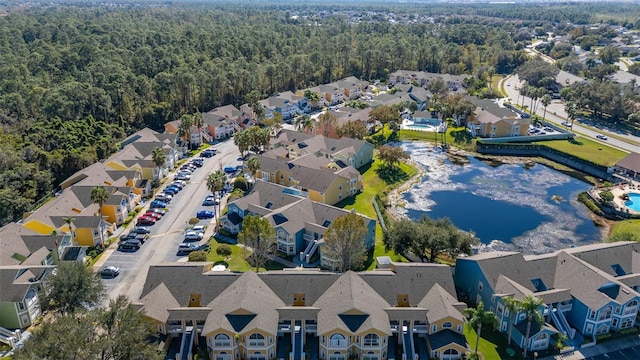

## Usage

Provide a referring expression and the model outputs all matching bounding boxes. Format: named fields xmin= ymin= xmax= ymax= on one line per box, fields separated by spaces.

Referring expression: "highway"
xmin=96 ymin=140 xmax=240 ymax=303
xmin=502 ymin=74 xmax=640 ymax=154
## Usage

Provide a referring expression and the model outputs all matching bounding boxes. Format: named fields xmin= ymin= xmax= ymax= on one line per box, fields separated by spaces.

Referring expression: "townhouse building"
xmin=219 ymin=180 xmax=376 ymax=268
xmin=455 ymin=242 xmax=640 ymax=353
xmin=465 ymin=98 xmax=529 ymax=138
xmin=134 ymin=261 xmax=469 ymax=360
xmin=0 ymin=223 xmax=65 ymax=329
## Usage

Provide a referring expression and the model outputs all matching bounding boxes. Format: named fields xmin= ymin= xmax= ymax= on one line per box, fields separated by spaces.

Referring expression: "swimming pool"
xmin=625 ymin=193 xmax=640 ymax=212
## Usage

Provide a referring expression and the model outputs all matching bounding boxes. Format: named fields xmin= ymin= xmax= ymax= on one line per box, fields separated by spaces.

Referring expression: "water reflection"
xmin=393 ymin=142 xmax=602 ymax=254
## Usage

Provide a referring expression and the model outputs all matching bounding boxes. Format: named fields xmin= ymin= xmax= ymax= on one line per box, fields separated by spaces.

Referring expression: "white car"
xmin=596 ymin=134 xmax=608 ymax=140
xmin=192 ymin=225 xmax=205 ymax=233
xmin=184 ymin=231 xmax=204 ymax=242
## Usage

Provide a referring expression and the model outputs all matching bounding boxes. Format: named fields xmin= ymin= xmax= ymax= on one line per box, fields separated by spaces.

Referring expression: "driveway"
xmin=96 ymin=139 xmax=240 ymax=303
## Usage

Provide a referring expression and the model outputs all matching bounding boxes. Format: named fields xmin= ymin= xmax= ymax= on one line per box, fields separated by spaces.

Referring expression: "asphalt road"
xmin=99 ymin=140 xmax=241 ymax=303
xmin=583 ymin=345 xmax=640 ymax=360
xmin=503 ymin=74 xmax=640 ymax=154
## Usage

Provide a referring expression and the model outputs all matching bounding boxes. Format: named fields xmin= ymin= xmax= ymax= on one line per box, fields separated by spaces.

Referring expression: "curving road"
xmin=95 ymin=140 xmax=241 ymax=304
xmin=503 ymin=74 xmax=640 ymax=154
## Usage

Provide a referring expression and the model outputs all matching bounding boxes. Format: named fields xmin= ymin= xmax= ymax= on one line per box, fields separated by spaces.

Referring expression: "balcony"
xmin=169 ymin=324 xmax=183 ymax=333
xmin=214 ymin=340 xmax=232 ymax=347
xmin=278 ymin=324 xmax=292 ymax=333
xmin=215 ymin=354 xmax=233 ymax=360
xmin=328 ymin=339 xmax=347 ymax=348
xmin=623 ymin=306 xmax=638 ymax=316
xmin=248 ymin=340 xmax=266 ymax=347
xmin=305 ymin=324 xmax=317 ymax=334
xmin=413 ymin=325 xmax=428 ymax=333
xmin=303 ymin=233 xmax=313 ymax=242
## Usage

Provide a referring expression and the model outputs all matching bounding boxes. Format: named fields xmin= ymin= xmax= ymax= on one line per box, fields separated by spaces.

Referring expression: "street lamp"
xmin=534 ymin=351 xmax=538 ymax=360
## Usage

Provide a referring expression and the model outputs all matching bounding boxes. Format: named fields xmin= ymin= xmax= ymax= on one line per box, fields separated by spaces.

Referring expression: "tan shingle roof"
xmin=419 ymin=284 xmax=466 ymax=324
xmin=314 ymin=271 xmax=391 ymax=335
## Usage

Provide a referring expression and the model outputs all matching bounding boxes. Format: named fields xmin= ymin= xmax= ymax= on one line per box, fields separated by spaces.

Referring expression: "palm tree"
xmin=294 ymin=114 xmax=314 ymax=133
xmin=502 ymin=296 xmax=521 ymax=346
xmin=90 ymin=185 xmax=110 ymax=248
xmin=152 ymin=147 xmax=166 ymax=179
xmin=521 ymin=295 xmax=545 ymax=358
xmin=63 ymin=216 xmax=75 ymax=237
xmin=50 ymin=230 xmax=60 ymax=264
xmin=464 ymin=301 xmax=498 ymax=355
xmin=318 ymin=111 xmax=337 ymax=137
xmin=541 ymin=94 xmax=551 ymax=124
xmin=178 ymin=114 xmax=194 ymax=150
xmin=245 ymin=155 xmax=260 ymax=177
xmin=207 ymin=170 xmax=227 ymax=216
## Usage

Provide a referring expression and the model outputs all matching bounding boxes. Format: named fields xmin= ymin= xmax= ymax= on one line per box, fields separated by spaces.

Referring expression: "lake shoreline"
xmin=387 ymin=141 xmax=612 ymax=250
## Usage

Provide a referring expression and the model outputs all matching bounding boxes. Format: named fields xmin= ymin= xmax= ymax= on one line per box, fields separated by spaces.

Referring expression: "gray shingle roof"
xmin=314 ymin=271 xmax=391 ymax=335
xmin=428 ymin=329 xmax=468 ymax=351
xmin=203 ymin=272 xmax=284 ymax=335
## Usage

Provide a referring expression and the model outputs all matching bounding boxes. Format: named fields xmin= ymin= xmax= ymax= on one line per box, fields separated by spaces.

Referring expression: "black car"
xmin=123 ymin=238 xmax=143 ymax=247
xmin=99 ymin=266 xmax=120 ymax=278
xmin=118 ymin=242 xmax=139 ymax=252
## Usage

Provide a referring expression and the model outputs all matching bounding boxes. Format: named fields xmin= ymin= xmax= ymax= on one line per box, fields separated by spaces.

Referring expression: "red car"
xmin=143 ymin=211 xmax=162 ymax=220
xmin=137 ymin=216 xmax=156 ymax=225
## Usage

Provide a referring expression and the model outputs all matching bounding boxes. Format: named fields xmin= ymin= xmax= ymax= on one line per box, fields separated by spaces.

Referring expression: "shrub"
xmin=189 ymin=217 xmax=200 ymax=225
xmin=599 ymin=190 xmax=614 ymax=202
xmin=234 ymin=176 xmax=248 ymax=191
xmin=578 ymin=192 xmax=604 ymax=216
xmin=216 ymin=244 xmax=232 ymax=257
xmin=188 ymin=251 xmax=208 ymax=262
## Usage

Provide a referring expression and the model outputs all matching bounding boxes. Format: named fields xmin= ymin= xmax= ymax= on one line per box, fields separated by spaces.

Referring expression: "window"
xmin=598 ymin=306 xmax=613 ymax=321
xmin=612 ymin=318 xmax=619 ymax=328
xmin=158 ymin=324 xmax=164 ymax=333
xmin=329 ymin=333 xmax=346 ymax=347
xmin=215 ymin=334 xmax=231 ymax=347
xmin=18 ymin=302 xmax=25 ymax=311
xmin=478 ymin=281 xmax=483 ymax=291
xmin=432 ymin=325 xmax=437 ymax=333
xmin=586 ymin=323 xmax=594 ymax=334
xmin=621 ymin=318 xmax=634 ymax=329
xmin=248 ymin=333 xmax=265 ymax=347
xmin=363 ymin=334 xmax=379 ymax=347
xmin=442 ymin=322 xmax=453 ymax=329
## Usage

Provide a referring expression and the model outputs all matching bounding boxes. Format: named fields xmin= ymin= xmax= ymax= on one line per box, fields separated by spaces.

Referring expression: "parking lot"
xmin=99 ymin=140 xmax=241 ymax=302
xmin=583 ymin=345 xmax=640 ymax=360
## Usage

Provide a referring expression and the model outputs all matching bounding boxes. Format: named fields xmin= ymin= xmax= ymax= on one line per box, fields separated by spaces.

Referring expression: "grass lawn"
xmin=611 ymin=219 xmax=640 ymax=238
xmin=205 ymin=239 xmax=285 ymax=272
xmin=534 ymin=137 xmax=628 ymax=167
xmin=336 ymin=157 xmax=418 ymax=269
xmin=398 ymin=126 xmax=476 ymax=151
xmin=464 ymin=323 xmax=524 ymax=360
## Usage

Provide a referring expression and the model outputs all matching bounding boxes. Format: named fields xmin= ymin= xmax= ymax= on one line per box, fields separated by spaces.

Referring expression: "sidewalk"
xmin=540 ymin=335 xmax=640 ymax=360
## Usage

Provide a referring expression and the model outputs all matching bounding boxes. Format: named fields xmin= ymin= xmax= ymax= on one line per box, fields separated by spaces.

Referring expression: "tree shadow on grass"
xmin=375 ymin=165 xmax=409 ymax=185
xmin=568 ymin=138 xmax=583 ymax=145
xmin=451 ymin=129 xmax=473 ymax=144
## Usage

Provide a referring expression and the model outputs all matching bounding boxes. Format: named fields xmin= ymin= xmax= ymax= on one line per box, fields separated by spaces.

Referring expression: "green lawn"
xmin=535 ymin=137 xmax=628 ymax=167
xmin=399 ymin=126 xmax=477 ymax=151
xmin=205 ymin=239 xmax=285 ymax=272
xmin=464 ymin=324 xmax=502 ymax=360
xmin=336 ymin=158 xmax=418 ymax=269
xmin=611 ymin=219 xmax=640 ymax=238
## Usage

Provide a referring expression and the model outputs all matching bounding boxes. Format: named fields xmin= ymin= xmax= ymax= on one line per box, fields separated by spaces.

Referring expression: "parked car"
xmin=144 ymin=211 xmax=162 ymax=220
xmin=123 ymin=238 xmax=143 ymax=248
xmin=132 ymin=226 xmax=151 ymax=234
xmin=223 ymin=165 xmax=236 ymax=173
xmin=119 ymin=233 xmax=131 ymax=241
xmin=175 ymin=174 xmax=191 ymax=181
xmin=596 ymin=134 xmax=608 ymax=140
xmin=149 ymin=200 xmax=167 ymax=209
xmin=146 ymin=208 xmax=165 ymax=216
xmin=118 ymin=242 xmax=139 ymax=252
xmin=192 ymin=225 xmax=206 ymax=233
xmin=99 ymin=265 xmax=120 ymax=278
xmin=163 ymin=187 xmax=178 ymax=196
xmin=200 ymin=149 xmax=216 ymax=158
xmin=202 ymin=196 xmax=216 ymax=206
xmin=122 ymin=234 xmax=146 ymax=245
xmin=170 ymin=181 xmax=185 ymax=190
xmin=191 ymin=159 xmax=204 ymax=167
xmin=173 ymin=180 xmax=187 ymax=187
xmin=137 ymin=216 xmax=156 ymax=225
xmin=155 ymin=193 xmax=172 ymax=202
xmin=184 ymin=231 xmax=204 ymax=242
xmin=197 ymin=210 xmax=215 ymax=219
xmin=178 ymin=243 xmax=200 ymax=254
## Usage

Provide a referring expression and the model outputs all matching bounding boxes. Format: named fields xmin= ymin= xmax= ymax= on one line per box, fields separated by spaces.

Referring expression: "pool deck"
xmin=611 ymin=185 xmax=640 ymax=216
xmin=401 ymin=119 xmax=447 ymax=132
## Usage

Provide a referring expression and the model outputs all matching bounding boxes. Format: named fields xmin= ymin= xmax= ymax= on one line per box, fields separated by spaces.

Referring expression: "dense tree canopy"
xmin=0 ymin=2 xmax=635 ymax=226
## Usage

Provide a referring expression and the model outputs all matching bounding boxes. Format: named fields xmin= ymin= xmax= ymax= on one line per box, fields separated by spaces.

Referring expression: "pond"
xmin=393 ymin=142 xmax=604 ymax=254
